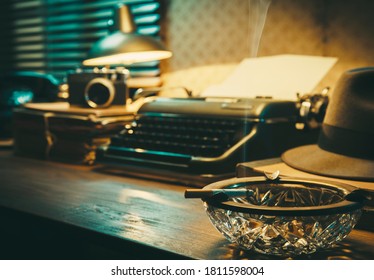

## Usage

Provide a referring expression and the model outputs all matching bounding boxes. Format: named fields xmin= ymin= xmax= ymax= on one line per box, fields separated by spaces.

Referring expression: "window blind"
xmin=0 ymin=0 xmax=162 ymax=85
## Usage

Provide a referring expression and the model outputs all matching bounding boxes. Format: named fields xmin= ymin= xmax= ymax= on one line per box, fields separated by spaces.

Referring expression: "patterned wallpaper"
xmin=159 ymin=0 xmax=374 ymax=96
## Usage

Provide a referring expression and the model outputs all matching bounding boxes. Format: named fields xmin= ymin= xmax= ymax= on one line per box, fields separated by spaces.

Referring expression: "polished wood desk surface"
xmin=0 ymin=150 xmax=373 ymax=260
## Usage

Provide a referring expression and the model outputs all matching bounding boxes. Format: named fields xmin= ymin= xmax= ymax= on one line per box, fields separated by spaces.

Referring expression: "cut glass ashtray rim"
xmin=203 ymin=176 xmax=363 ymax=216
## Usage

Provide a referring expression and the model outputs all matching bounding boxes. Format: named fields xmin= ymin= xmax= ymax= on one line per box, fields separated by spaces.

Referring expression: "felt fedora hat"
xmin=282 ymin=67 xmax=374 ymax=182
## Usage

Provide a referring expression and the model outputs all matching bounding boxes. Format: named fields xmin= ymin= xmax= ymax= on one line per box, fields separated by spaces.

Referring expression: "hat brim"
xmin=281 ymin=144 xmax=374 ymax=182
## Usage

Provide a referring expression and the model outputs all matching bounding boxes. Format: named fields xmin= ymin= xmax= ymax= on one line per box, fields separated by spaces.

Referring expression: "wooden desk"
xmin=0 ymin=150 xmax=373 ymax=260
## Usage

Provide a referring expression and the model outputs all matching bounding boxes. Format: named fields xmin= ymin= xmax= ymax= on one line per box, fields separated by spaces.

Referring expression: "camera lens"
xmin=87 ymin=83 xmax=110 ymax=106
xmin=84 ymin=77 xmax=115 ymax=108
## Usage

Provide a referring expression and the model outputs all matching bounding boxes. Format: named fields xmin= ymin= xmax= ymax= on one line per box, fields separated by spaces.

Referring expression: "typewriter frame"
xmin=97 ymin=97 xmax=319 ymax=186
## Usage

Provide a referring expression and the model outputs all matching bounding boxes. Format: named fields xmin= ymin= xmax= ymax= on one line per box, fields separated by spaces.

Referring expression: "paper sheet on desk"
xmin=201 ymin=54 xmax=337 ymax=101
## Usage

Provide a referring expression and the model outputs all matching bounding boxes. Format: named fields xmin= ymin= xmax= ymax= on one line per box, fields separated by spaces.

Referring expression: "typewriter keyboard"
xmin=110 ymin=114 xmax=251 ymax=158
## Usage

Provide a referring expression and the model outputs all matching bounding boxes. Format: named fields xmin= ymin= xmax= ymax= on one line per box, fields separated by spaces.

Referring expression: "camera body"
xmin=67 ymin=69 xmax=128 ymax=108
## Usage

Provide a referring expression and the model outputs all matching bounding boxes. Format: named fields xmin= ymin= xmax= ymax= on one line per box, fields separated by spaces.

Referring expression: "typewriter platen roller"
xmin=97 ymin=97 xmax=320 ymax=186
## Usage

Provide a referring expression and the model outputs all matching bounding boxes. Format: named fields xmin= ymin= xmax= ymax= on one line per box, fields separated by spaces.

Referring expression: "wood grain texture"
xmin=0 ymin=150 xmax=373 ymax=259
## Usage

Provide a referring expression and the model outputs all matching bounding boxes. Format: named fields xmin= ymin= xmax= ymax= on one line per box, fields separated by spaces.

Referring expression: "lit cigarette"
xmin=184 ymin=189 xmax=254 ymax=199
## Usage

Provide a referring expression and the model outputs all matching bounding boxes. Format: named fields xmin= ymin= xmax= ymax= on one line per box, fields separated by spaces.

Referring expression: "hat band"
xmin=318 ymin=124 xmax=374 ymax=160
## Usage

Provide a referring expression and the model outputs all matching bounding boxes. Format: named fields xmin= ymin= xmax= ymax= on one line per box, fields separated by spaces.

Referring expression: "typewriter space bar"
xmin=104 ymin=146 xmax=192 ymax=167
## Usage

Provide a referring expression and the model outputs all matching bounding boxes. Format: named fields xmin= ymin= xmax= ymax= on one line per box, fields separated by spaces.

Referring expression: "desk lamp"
xmin=83 ymin=4 xmax=172 ymax=66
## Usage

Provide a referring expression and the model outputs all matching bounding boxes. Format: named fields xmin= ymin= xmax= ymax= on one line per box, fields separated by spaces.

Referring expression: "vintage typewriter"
xmin=97 ymin=96 xmax=324 ymax=186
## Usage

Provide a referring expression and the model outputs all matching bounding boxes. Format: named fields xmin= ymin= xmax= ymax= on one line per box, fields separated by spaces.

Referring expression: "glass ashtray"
xmin=187 ymin=176 xmax=366 ymax=257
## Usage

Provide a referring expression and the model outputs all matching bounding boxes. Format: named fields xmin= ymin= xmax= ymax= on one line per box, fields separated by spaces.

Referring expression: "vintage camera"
xmin=67 ymin=68 xmax=129 ymax=108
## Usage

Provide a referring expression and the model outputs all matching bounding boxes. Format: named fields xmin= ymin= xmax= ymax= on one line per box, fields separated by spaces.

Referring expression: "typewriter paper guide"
xmin=201 ymin=54 xmax=337 ymax=101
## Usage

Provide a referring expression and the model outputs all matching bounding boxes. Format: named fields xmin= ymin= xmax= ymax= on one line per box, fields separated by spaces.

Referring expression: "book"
xmin=13 ymin=103 xmax=134 ymax=164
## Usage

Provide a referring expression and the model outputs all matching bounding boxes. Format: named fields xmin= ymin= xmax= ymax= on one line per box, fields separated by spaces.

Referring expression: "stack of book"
xmin=13 ymin=102 xmax=133 ymax=164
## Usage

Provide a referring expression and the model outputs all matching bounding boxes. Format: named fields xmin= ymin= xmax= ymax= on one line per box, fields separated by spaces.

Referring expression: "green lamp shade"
xmin=83 ymin=4 xmax=172 ymax=66
xmin=83 ymin=31 xmax=172 ymax=66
